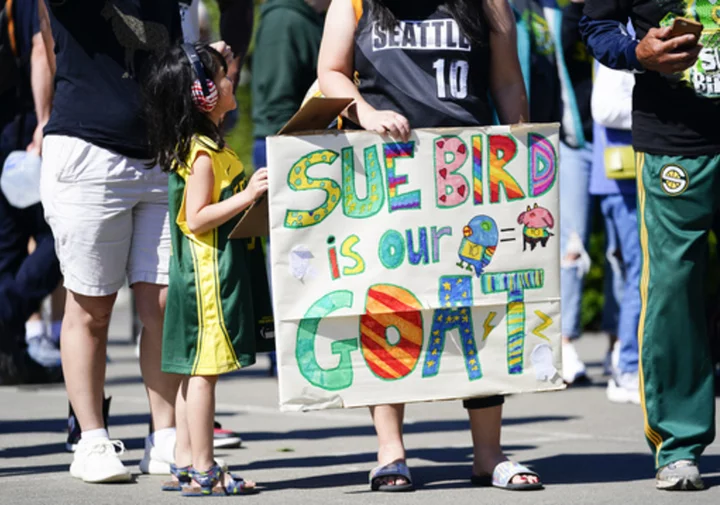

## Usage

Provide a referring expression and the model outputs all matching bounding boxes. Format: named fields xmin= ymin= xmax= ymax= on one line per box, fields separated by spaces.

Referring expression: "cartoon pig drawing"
xmin=517 ymin=203 xmax=554 ymax=251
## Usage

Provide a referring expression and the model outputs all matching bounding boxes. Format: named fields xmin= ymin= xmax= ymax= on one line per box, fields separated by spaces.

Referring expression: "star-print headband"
xmin=180 ymin=43 xmax=218 ymax=112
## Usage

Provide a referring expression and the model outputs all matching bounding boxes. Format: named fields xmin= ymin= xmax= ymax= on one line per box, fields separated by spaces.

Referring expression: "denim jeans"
xmin=600 ymin=194 xmax=640 ymax=374
xmin=559 ymin=142 xmax=594 ymax=338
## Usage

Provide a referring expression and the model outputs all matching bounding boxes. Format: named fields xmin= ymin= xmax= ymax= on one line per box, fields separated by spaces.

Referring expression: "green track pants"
xmin=636 ymin=152 xmax=717 ymax=469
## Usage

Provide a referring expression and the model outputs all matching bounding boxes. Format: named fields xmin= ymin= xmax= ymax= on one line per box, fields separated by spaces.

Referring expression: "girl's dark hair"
xmin=143 ymin=44 xmax=228 ymax=172
xmin=368 ymin=0 xmax=487 ymax=44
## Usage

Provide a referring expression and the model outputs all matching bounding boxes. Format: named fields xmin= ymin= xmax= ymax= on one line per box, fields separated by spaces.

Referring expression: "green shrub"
xmin=226 ymin=84 xmax=254 ymax=168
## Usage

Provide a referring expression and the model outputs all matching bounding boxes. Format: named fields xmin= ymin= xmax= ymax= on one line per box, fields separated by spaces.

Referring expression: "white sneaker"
xmin=139 ymin=433 xmax=175 ymax=475
xmin=561 ymin=341 xmax=587 ymax=384
xmin=607 ymin=372 xmax=641 ymax=404
xmin=69 ymin=439 xmax=131 ymax=483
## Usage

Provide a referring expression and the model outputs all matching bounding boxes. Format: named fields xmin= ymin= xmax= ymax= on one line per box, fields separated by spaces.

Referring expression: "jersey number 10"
xmin=433 ymin=59 xmax=469 ymax=99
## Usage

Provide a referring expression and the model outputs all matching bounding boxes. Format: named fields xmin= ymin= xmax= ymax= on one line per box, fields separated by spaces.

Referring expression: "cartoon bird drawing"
xmin=457 ymin=215 xmax=498 ymax=277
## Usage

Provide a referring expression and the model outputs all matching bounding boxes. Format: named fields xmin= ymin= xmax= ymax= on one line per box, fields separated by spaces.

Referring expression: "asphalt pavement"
xmin=2 ymin=288 xmax=719 ymax=505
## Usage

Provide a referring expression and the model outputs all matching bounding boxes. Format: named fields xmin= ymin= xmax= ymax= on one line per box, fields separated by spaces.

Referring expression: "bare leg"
xmin=61 ymin=291 xmax=117 ymax=432
xmin=370 ymin=404 xmax=407 ymax=486
xmin=134 ymin=282 xmax=180 ymax=431
xmin=185 ymin=375 xmax=254 ymax=489
xmin=175 ymin=377 xmax=192 ymax=469
xmin=187 ymin=375 xmax=217 ymax=472
xmin=469 ymin=405 xmax=539 ymax=485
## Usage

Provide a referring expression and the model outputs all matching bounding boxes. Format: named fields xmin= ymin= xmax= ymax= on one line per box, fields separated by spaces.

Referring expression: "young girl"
xmin=318 ymin=0 xmax=542 ymax=492
xmin=144 ymin=43 xmax=273 ymax=496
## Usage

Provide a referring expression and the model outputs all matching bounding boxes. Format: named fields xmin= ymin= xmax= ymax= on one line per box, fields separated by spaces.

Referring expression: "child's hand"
xmin=210 ymin=40 xmax=233 ymax=64
xmin=246 ymin=168 xmax=269 ymax=200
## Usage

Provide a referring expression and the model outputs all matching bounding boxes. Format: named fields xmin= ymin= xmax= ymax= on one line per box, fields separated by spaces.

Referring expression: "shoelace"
xmin=669 ymin=460 xmax=695 ymax=469
xmin=85 ymin=439 xmax=126 ymax=456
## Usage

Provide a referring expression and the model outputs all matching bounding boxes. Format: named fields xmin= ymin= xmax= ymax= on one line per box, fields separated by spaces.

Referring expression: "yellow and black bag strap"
xmin=6 ymin=0 xmax=17 ymax=57
xmin=351 ymin=0 xmax=363 ymax=25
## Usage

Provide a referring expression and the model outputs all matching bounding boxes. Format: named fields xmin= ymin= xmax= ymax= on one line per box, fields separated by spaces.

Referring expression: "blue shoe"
xmin=26 ymin=336 xmax=61 ymax=368
xmin=162 ymin=464 xmax=192 ymax=491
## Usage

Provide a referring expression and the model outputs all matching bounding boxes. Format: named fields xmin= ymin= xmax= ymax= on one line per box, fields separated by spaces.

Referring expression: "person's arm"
xmin=484 ymin=0 xmax=528 ymax=124
xmin=581 ymin=0 xmax=701 ymax=73
xmin=316 ymin=0 xmax=363 ymax=119
xmin=579 ymin=17 xmax=642 ymax=71
xmin=38 ymin=0 xmax=55 ymax=74
xmin=185 ymin=154 xmax=268 ymax=236
xmin=217 ymin=0 xmax=253 ymax=89
xmin=27 ymin=33 xmax=53 ymax=156
xmin=317 ymin=0 xmax=410 ymax=140
xmin=591 ymin=64 xmax=633 ymax=130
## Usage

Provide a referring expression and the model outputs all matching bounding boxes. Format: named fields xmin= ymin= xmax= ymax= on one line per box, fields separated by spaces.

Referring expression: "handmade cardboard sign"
xmin=267 ymin=119 xmax=563 ymax=411
xmin=229 ymin=97 xmax=353 ymax=240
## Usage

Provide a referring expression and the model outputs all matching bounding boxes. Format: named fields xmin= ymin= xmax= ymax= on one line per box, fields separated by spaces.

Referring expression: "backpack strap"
xmin=6 ymin=0 xmax=17 ymax=56
xmin=351 ymin=0 xmax=363 ymax=25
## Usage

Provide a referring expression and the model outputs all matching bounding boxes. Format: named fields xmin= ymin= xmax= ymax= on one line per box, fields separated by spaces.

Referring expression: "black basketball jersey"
xmin=353 ymin=0 xmax=493 ymax=129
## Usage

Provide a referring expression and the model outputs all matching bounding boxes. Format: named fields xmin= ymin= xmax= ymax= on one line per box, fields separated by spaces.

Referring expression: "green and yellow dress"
xmin=162 ymin=135 xmax=274 ymax=376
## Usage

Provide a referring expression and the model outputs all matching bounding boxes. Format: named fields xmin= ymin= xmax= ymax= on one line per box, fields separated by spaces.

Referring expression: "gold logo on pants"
xmin=660 ymin=165 xmax=689 ymax=195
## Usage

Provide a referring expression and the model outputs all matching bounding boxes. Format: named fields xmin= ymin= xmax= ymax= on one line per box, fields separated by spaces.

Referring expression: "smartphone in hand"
xmin=668 ymin=17 xmax=703 ymax=40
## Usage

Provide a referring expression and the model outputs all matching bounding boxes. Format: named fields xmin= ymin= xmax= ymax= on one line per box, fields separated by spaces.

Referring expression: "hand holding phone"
xmin=668 ymin=17 xmax=703 ymax=41
xmin=636 ymin=21 xmax=703 ymax=74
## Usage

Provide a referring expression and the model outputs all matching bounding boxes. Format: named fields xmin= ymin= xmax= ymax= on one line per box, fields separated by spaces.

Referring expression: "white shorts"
xmin=40 ymin=135 xmax=170 ymax=297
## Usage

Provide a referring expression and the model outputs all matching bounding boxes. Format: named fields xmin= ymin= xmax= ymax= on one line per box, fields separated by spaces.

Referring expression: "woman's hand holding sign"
xmin=357 ymin=104 xmax=411 ymax=142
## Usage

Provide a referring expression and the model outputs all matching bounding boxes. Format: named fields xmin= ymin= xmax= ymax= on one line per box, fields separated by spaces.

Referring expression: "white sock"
xmin=81 ymin=428 xmax=110 ymax=441
xmin=51 ymin=320 xmax=63 ymax=344
xmin=25 ymin=320 xmax=46 ymax=342
xmin=150 ymin=427 xmax=176 ymax=448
